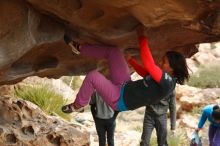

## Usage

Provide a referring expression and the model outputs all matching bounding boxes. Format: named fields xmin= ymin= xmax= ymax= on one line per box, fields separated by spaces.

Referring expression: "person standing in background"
xmin=90 ymin=92 xmax=118 ymax=146
xmin=90 ymin=60 xmax=118 ymax=146
xmin=140 ymin=91 xmax=176 ymax=146
xmin=196 ymin=104 xmax=220 ymax=146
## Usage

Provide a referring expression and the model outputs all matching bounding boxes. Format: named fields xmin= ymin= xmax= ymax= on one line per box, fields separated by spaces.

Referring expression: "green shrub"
xmin=133 ymin=125 xmax=143 ymax=132
xmin=167 ymin=130 xmax=188 ymax=146
xmin=187 ymin=63 xmax=220 ymax=88
xmin=148 ymin=129 xmax=188 ymax=146
xmin=191 ymin=106 xmax=202 ymax=116
xmin=210 ymin=42 xmax=217 ymax=49
xmin=149 ymin=134 xmax=157 ymax=146
xmin=14 ymin=85 xmax=71 ymax=120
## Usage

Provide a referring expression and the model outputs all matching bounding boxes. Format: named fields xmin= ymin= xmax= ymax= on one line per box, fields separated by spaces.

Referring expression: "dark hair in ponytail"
xmin=166 ymin=51 xmax=189 ymax=85
xmin=212 ymin=105 xmax=220 ymax=120
xmin=213 ymin=105 xmax=220 ymax=110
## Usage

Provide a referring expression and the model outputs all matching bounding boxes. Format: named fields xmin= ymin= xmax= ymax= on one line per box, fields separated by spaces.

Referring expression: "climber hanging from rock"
xmin=61 ymin=26 xmax=189 ymax=113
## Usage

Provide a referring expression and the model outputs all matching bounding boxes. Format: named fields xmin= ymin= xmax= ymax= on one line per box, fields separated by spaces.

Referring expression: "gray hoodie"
xmin=145 ymin=90 xmax=176 ymax=130
xmin=90 ymin=92 xmax=114 ymax=119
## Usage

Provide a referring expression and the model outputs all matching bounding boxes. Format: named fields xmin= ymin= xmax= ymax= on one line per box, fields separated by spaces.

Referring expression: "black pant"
xmin=140 ymin=113 xmax=168 ymax=146
xmin=94 ymin=117 xmax=116 ymax=146
xmin=91 ymin=105 xmax=118 ymax=146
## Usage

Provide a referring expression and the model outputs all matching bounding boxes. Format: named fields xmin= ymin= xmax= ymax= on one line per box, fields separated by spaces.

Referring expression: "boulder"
xmin=191 ymin=51 xmax=217 ymax=65
xmin=0 ymin=96 xmax=90 ymax=146
xmin=186 ymin=42 xmax=220 ymax=73
xmin=177 ymin=85 xmax=220 ymax=112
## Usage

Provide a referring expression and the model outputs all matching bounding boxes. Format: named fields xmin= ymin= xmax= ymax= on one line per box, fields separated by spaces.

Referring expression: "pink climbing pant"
xmin=74 ymin=44 xmax=131 ymax=110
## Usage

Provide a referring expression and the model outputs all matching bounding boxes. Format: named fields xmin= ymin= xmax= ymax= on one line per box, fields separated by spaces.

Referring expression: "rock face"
xmin=0 ymin=0 xmax=220 ymax=84
xmin=0 ymin=96 xmax=90 ymax=146
xmin=176 ymin=85 xmax=220 ymax=112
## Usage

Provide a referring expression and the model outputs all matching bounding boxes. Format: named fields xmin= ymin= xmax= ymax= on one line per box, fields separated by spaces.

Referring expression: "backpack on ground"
xmin=190 ymin=132 xmax=202 ymax=146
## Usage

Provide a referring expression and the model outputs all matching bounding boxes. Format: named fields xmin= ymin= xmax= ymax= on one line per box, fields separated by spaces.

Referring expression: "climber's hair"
xmin=166 ymin=51 xmax=189 ymax=85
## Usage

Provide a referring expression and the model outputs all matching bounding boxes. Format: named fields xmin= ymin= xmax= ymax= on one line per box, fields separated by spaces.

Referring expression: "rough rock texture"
xmin=186 ymin=42 xmax=220 ymax=70
xmin=0 ymin=96 xmax=90 ymax=146
xmin=1 ymin=0 xmax=220 ymax=84
xmin=176 ymin=85 xmax=220 ymax=112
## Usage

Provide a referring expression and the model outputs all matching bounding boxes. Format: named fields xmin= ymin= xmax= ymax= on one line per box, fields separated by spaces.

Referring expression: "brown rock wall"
xmin=0 ymin=0 xmax=220 ymax=84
